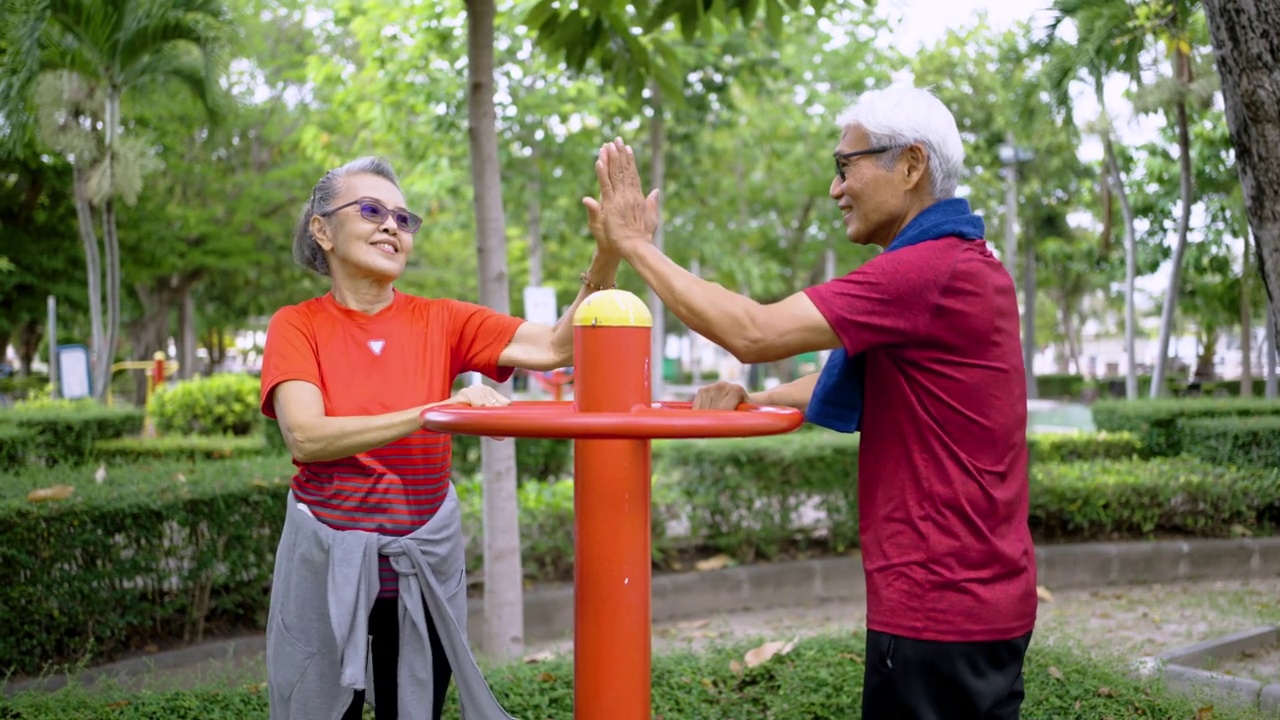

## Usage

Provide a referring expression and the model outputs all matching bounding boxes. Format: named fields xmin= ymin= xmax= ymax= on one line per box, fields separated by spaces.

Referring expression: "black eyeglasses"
xmin=318 ymin=199 xmax=423 ymax=234
xmin=833 ymin=145 xmax=901 ymax=182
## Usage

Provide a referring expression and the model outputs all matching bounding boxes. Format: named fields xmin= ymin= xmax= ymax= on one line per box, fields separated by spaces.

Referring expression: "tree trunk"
xmin=101 ymin=196 xmax=122 ymax=401
xmin=1202 ymin=0 xmax=1280 ymax=362
xmin=466 ymin=0 xmax=523 ymax=661
xmin=1241 ymin=246 xmax=1254 ymax=397
xmin=1150 ymin=71 xmax=1195 ymax=398
xmin=1267 ymin=308 xmax=1278 ymax=399
xmin=130 ymin=280 xmax=174 ymax=406
xmin=72 ymin=161 xmax=105 ymax=400
xmin=647 ymin=82 xmax=667 ymax=400
xmin=178 ymin=285 xmax=197 ymax=379
xmin=527 ymin=144 xmax=543 ymax=287
xmin=1023 ymin=235 xmax=1038 ymax=398
xmin=16 ymin=320 xmax=41 ymax=378
xmin=1101 ymin=93 xmax=1139 ymax=400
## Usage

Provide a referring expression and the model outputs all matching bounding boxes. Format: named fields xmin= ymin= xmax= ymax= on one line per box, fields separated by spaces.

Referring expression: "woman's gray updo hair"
xmin=292 ymin=156 xmax=402 ymax=277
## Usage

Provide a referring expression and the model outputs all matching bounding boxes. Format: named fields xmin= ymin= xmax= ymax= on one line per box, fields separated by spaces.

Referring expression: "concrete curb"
xmin=484 ymin=536 xmax=1280 ymax=643
xmin=1132 ymin=626 xmax=1280 ymax=713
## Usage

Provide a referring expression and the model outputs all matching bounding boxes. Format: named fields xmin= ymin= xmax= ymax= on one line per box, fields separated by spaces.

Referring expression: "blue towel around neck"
xmin=804 ymin=198 xmax=986 ymax=433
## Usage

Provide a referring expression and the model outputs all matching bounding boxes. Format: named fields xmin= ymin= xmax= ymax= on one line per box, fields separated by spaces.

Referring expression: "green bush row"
xmin=1091 ymin=397 xmax=1280 ymax=457
xmin=1179 ymin=414 xmax=1280 ymax=470
xmin=0 ymin=455 xmax=294 ymax=677
xmin=5 ymin=436 xmax=1278 ymax=677
xmin=93 ymin=435 xmax=270 ymax=462
xmin=0 ymin=404 xmax=145 ymax=469
xmin=1 ymin=635 xmax=1266 ymax=720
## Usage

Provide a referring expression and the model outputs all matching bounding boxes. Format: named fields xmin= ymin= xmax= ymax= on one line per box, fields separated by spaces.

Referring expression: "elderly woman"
xmin=261 ymin=156 xmax=618 ymax=720
xmin=587 ymin=85 xmax=1036 ymax=719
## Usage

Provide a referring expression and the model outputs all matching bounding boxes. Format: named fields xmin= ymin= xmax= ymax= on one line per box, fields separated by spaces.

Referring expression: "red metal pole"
xmin=572 ymin=290 xmax=653 ymax=720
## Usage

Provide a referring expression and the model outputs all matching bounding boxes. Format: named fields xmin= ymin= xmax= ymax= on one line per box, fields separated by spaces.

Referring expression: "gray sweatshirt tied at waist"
xmin=267 ymin=485 xmax=518 ymax=720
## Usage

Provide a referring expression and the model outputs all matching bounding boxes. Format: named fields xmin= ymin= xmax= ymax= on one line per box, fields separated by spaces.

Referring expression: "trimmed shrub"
xmin=94 ymin=435 xmax=270 ymax=462
xmin=1180 ymin=414 xmax=1280 ymax=469
xmin=0 ymin=422 xmax=35 ymax=471
xmin=1 ymin=403 xmax=145 ymax=466
xmin=1028 ymin=458 xmax=1280 ymax=541
xmin=1091 ymin=397 xmax=1280 ymax=457
xmin=1035 ymin=373 xmax=1086 ymax=400
xmin=149 ymin=373 xmax=261 ymax=436
xmin=654 ymin=433 xmax=860 ymax=560
xmin=0 ymin=455 xmax=295 ymax=677
xmin=1027 ymin=431 xmax=1142 ymax=463
xmin=0 ymin=635 xmax=1266 ymax=720
xmin=450 ymin=435 xmax=572 ymax=482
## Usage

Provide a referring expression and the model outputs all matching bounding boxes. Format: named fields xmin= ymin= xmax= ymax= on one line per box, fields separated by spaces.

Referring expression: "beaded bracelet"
xmin=580 ymin=272 xmax=617 ymax=291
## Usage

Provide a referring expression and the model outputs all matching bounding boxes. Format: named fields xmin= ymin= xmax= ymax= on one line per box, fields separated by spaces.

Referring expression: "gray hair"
xmin=292 ymin=156 xmax=401 ymax=277
xmin=835 ymin=85 xmax=964 ymax=200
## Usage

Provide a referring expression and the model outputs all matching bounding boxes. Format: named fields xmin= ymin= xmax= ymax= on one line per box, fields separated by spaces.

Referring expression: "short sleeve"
xmin=803 ymin=246 xmax=948 ymax=357
xmin=259 ymin=306 xmax=321 ymax=419
xmin=446 ymin=301 xmax=525 ymax=382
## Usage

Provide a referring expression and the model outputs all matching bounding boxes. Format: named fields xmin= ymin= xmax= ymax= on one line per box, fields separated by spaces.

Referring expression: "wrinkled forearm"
xmin=748 ymin=372 xmax=820 ymax=413
xmin=282 ymin=405 xmax=432 ymax=463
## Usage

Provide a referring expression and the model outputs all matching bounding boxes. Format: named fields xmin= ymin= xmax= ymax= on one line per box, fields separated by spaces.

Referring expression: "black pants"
xmin=342 ymin=596 xmax=453 ymax=720
xmin=861 ymin=629 xmax=1032 ymax=720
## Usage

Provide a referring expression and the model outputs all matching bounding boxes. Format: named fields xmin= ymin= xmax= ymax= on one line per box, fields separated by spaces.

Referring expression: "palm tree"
xmin=1046 ymin=0 xmax=1145 ymax=399
xmin=4 ymin=0 xmax=225 ymax=400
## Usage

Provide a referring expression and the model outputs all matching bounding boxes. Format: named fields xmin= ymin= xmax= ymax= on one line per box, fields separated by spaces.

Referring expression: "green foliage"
xmin=1029 ymin=459 xmax=1280 ymax=540
xmin=455 ymin=475 xmax=675 ymax=582
xmin=94 ymin=435 xmax=269 ymax=462
xmin=1028 ymin=431 xmax=1143 ymax=463
xmin=654 ymin=433 xmax=861 ymax=560
xmin=148 ymin=373 xmax=261 ymax=437
xmin=1091 ymin=397 xmax=1280 ymax=456
xmin=450 ymin=436 xmax=573 ymax=483
xmin=0 ymin=422 xmax=35 ymax=471
xmin=2 ymin=635 xmax=1265 ymax=719
xmin=1180 ymin=415 xmax=1280 ymax=470
xmin=1035 ymin=373 xmax=1086 ymax=400
xmin=0 ymin=455 xmax=295 ymax=677
xmin=0 ymin=403 xmax=145 ymax=466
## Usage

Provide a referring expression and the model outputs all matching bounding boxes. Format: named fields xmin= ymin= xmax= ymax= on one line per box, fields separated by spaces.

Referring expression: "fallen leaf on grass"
xmin=694 ymin=554 xmax=732 ymax=572
xmin=94 ymin=462 xmax=106 ymax=484
xmin=174 ymin=472 xmax=187 ymax=483
xmin=537 ymin=671 xmax=556 ymax=683
xmin=839 ymin=652 xmax=863 ymax=663
xmin=1229 ymin=524 xmax=1253 ymax=538
xmin=1036 ymin=585 xmax=1055 ymax=603
xmin=522 ymin=650 xmax=556 ymax=664
xmin=1195 ymin=706 xmax=1214 ymax=720
xmin=144 ymin=644 xmax=159 ymax=653
xmin=729 ymin=659 xmax=744 ymax=675
xmin=107 ymin=700 xmax=130 ymax=709
xmin=744 ymin=639 xmax=796 ymax=668
xmin=1047 ymin=666 xmax=1064 ymax=680
xmin=676 ymin=619 xmax=710 ymax=630
xmin=1097 ymin=686 xmax=1117 ymax=697
xmin=27 ymin=485 xmax=75 ymax=502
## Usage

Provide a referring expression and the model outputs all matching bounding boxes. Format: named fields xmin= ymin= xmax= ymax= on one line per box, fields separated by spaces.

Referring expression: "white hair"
xmin=835 ymin=85 xmax=964 ymax=200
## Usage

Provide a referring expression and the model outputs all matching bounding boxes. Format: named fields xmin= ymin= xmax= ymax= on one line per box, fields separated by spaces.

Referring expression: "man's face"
xmin=828 ymin=125 xmax=913 ymax=248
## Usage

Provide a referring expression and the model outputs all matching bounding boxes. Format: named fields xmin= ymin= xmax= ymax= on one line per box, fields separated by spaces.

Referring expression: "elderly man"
xmin=585 ymin=85 xmax=1036 ymax=719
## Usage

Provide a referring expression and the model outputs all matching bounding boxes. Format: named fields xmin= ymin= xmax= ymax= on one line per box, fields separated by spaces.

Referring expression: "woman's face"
xmin=311 ymin=173 xmax=415 ymax=283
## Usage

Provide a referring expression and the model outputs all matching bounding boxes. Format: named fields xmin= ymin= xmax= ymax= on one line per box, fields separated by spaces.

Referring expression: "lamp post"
xmin=999 ymin=134 xmax=1037 ymax=399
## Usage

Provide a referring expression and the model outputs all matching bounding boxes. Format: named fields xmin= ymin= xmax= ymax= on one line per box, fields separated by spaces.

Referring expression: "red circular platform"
xmin=420 ymin=400 xmax=802 ymax=439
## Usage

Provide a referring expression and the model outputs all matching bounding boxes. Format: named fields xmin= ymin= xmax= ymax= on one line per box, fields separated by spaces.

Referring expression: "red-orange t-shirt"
xmin=260 ymin=291 xmax=523 ymax=593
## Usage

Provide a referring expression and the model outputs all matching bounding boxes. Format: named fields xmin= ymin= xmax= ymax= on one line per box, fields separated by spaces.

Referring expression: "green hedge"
xmin=1035 ymin=373 xmax=1086 ymax=400
xmin=1180 ymin=415 xmax=1280 ymax=470
xmin=1029 ymin=458 xmax=1280 ymax=540
xmin=654 ymin=433 xmax=860 ymax=560
xmin=1091 ymin=397 xmax=1280 ymax=457
xmin=0 ymin=404 xmax=145 ymax=466
xmin=0 ymin=455 xmax=294 ymax=677
xmin=1027 ymin=431 xmax=1143 ymax=463
xmin=450 ymin=435 xmax=572 ymax=482
xmin=0 ymin=422 xmax=35 ymax=471
xmin=1 ymin=635 xmax=1266 ymax=720
xmin=93 ymin=435 xmax=270 ymax=462
xmin=149 ymin=373 xmax=261 ymax=436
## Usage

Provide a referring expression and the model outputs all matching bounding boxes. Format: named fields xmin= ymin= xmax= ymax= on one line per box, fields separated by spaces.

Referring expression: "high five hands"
xmin=583 ymin=138 xmax=661 ymax=255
